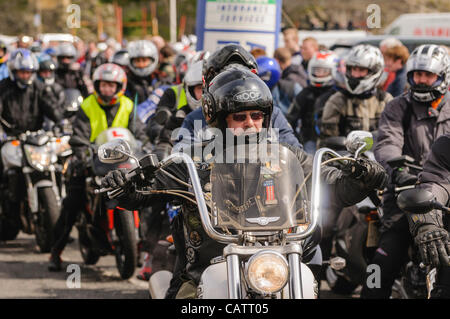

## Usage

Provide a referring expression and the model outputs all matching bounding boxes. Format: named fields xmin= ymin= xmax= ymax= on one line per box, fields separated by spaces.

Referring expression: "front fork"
xmin=23 ymin=166 xmax=60 ymax=214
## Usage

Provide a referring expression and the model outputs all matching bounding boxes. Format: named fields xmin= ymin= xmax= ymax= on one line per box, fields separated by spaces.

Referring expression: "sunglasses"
xmin=231 ymin=111 xmax=264 ymax=122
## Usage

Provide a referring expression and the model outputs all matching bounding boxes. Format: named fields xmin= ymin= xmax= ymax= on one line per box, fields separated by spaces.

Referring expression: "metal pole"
xmin=170 ymin=0 xmax=176 ymax=43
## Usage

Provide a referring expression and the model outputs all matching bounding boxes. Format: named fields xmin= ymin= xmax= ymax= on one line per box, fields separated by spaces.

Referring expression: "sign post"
xmin=196 ymin=0 xmax=282 ymax=56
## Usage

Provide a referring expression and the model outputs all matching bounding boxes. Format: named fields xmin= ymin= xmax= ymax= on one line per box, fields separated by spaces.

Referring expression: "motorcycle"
xmin=0 ymin=130 xmax=61 ymax=253
xmin=76 ymin=127 xmax=142 ymax=279
xmin=96 ymin=130 xmax=375 ymax=299
xmin=397 ymin=188 xmax=450 ymax=298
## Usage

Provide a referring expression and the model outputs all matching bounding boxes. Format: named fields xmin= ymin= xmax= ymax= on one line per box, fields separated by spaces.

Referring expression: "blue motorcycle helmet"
xmin=256 ymin=56 xmax=281 ymax=90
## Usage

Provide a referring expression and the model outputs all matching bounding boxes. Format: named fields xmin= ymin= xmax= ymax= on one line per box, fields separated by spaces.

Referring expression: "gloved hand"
xmin=342 ymin=158 xmax=388 ymax=190
xmin=101 ymin=169 xmax=130 ymax=191
xmin=393 ymin=168 xmax=418 ymax=187
xmin=415 ymin=224 xmax=450 ymax=268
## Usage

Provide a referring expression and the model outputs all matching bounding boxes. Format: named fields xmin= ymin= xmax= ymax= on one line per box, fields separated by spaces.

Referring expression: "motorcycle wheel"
xmin=77 ymin=213 xmax=100 ymax=265
xmin=35 ymin=187 xmax=60 ymax=253
xmin=114 ymin=210 xmax=138 ymax=279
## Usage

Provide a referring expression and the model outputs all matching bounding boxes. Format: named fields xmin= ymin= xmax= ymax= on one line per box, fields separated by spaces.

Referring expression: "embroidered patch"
xmin=189 ymin=231 xmax=203 ymax=247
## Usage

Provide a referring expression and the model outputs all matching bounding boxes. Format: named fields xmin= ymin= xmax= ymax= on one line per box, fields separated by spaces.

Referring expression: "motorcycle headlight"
xmin=245 ymin=251 xmax=289 ymax=294
xmin=24 ymin=144 xmax=56 ymax=171
xmin=53 ymin=136 xmax=72 ymax=156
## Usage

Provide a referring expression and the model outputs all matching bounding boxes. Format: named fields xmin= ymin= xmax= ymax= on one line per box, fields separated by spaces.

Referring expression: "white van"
xmin=384 ymin=13 xmax=450 ymax=38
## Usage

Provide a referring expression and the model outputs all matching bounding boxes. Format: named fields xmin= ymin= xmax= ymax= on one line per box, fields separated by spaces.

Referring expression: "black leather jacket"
xmin=0 ymin=78 xmax=62 ymax=136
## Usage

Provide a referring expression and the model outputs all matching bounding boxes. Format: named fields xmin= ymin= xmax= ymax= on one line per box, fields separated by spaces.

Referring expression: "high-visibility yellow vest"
xmin=171 ymin=84 xmax=187 ymax=110
xmin=81 ymin=94 xmax=134 ymax=142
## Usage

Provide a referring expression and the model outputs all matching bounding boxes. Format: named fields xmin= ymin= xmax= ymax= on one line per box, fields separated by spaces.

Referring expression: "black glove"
xmin=101 ymin=169 xmax=130 ymax=191
xmin=392 ymin=168 xmax=418 ymax=187
xmin=415 ymin=224 xmax=450 ymax=268
xmin=342 ymin=158 xmax=388 ymax=190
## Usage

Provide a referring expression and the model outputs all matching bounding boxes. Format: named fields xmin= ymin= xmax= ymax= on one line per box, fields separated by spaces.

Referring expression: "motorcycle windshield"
xmin=92 ymin=156 xmax=137 ymax=177
xmin=210 ymin=143 xmax=308 ymax=231
xmin=94 ymin=128 xmax=138 ymax=150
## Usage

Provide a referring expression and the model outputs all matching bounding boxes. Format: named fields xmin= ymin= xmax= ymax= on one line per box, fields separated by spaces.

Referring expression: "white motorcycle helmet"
xmin=406 ymin=44 xmax=450 ymax=103
xmin=344 ymin=44 xmax=384 ymax=95
xmin=127 ymin=40 xmax=159 ymax=78
xmin=184 ymin=60 xmax=203 ymax=110
xmin=307 ymin=50 xmax=338 ymax=87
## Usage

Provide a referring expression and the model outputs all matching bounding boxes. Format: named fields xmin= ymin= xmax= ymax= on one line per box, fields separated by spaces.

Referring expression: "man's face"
xmin=59 ymin=56 xmax=72 ymax=65
xmin=349 ymin=66 xmax=369 ymax=78
xmin=193 ymin=84 xmax=202 ymax=100
xmin=132 ymin=57 xmax=152 ymax=69
xmin=384 ymin=56 xmax=403 ymax=73
xmin=38 ymin=70 xmax=52 ymax=79
xmin=283 ymin=33 xmax=300 ymax=54
xmin=300 ymin=40 xmax=318 ymax=61
xmin=99 ymin=81 xmax=118 ymax=98
xmin=0 ymin=49 xmax=5 ymax=58
xmin=15 ymin=70 xmax=32 ymax=83
xmin=225 ymin=110 xmax=264 ymax=136
xmin=413 ymin=71 xmax=438 ymax=86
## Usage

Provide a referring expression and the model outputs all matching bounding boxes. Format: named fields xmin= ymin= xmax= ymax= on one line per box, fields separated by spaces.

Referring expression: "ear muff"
xmin=202 ymin=91 xmax=216 ymax=124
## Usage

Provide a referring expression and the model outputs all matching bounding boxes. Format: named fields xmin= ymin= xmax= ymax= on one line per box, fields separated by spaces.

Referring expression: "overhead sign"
xmin=196 ymin=0 xmax=282 ymax=56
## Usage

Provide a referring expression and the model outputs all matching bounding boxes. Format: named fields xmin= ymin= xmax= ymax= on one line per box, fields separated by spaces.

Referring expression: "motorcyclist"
xmin=134 ymin=59 xmax=204 ymax=282
xmin=404 ymin=133 xmax=450 ymax=298
xmin=319 ymin=44 xmax=393 ymax=143
xmin=0 ymin=49 xmax=62 ymax=136
xmin=286 ymin=50 xmax=339 ymax=154
xmin=37 ymin=53 xmax=65 ymax=115
xmin=125 ymin=40 xmax=160 ymax=105
xmin=150 ymin=60 xmax=203 ymax=159
xmin=54 ymin=42 xmax=89 ymax=98
xmin=0 ymin=49 xmax=63 ymax=235
xmin=101 ymin=66 xmax=388 ymax=299
xmin=361 ymin=44 xmax=450 ymax=298
xmin=0 ymin=40 xmax=9 ymax=81
xmin=48 ymin=63 xmax=151 ymax=271
xmin=174 ymin=44 xmax=301 ymax=152
xmin=256 ymin=56 xmax=302 ymax=116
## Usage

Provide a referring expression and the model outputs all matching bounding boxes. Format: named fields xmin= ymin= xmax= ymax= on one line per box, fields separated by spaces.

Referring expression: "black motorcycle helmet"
xmin=37 ymin=53 xmax=57 ymax=85
xmin=202 ymin=66 xmax=273 ymax=131
xmin=202 ymin=44 xmax=258 ymax=92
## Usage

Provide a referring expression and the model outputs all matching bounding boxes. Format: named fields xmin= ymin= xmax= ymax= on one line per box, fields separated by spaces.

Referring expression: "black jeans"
xmin=51 ymin=173 xmax=86 ymax=255
xmin=360 ymin=215 xmax=413 ymax=298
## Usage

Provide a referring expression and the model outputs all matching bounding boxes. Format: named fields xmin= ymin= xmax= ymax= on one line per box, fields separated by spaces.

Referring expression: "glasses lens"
xmin=232 ymin=112 xmax=264 ymax=122
xmin=250 ymin=112 xmax=264 ymax=120
xmin=232 ymin=113 xmax=247 ymax=122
